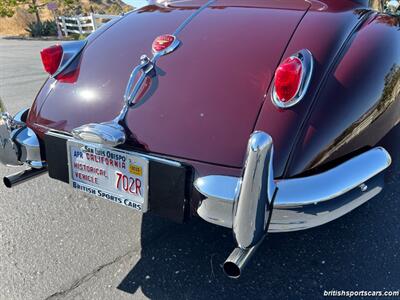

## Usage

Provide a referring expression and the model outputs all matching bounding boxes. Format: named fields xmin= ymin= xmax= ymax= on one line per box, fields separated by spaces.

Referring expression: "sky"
xmin=123 ymin=0 xmax=150 ymax=7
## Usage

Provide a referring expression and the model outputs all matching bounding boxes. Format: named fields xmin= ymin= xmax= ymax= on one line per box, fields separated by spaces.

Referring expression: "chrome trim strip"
xmin=194 ymin=138 xmax=392 ymax=232
xmin=131 ymin=152 xmax=182 ymax=167
xmin=271 ymin=49 xmax=314 ymax=109
xmin=173 ymin=0 xmax=216 ymax=35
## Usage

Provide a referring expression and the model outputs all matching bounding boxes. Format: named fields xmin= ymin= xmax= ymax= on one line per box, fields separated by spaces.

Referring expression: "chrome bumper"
xmin=0 ymin=98 xmax=45 ymax=169
xmin=0 ymin=99 xmax=392 ymax=277
xmin=195 ymin=131 xmax=391 ymax=278
xmin=194 ymin=132 xmax=392 ymax=234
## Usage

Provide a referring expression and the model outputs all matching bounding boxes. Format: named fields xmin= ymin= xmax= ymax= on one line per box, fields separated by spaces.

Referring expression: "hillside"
xmin=0 ymin=0 xmax=133 ymax=36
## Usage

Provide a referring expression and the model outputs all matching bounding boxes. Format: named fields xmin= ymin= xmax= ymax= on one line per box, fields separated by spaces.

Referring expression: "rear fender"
xmin=287 ymin=12 xmax=400 ymax=177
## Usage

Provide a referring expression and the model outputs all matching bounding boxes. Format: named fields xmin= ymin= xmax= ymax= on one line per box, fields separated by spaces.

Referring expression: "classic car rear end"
xmin=1 ymin=0 xmax=399 ymax=278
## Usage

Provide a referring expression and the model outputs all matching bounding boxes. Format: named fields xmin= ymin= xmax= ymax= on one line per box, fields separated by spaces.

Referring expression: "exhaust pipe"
xmin=224 ymin=132 xmax=276 ymax=278
xmin=223 ymin=239 xmax=263 ymax=279
xmin=3 ymin=168 xmax=47 ymax=188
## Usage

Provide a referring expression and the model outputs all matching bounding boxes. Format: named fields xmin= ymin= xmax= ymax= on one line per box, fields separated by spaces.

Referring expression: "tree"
xmin=27 ymin=0 xmax=43 ymax=25
xmin=0 ymin=0 xmax=43 ymax=23
xmin=0 ymin=0 xmax=26 ymax=17
xmin=0 ymin=0 xmax=79 ymax=23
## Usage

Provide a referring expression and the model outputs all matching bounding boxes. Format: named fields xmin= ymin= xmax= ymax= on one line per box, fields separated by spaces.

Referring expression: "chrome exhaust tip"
xmin=223 ymin=261 xmax=241 ymax=279
xmin=3 ymin=168 xmax=47 ymax=188
xmin=223 ymin=248 xmax=245 ymax=279
xmin=223 ymin=242 xmax=262 ymax=279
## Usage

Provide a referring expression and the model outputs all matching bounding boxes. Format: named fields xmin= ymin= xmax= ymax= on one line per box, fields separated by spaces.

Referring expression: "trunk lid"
xmin=32 ymin=1 xmax=310 ymax=167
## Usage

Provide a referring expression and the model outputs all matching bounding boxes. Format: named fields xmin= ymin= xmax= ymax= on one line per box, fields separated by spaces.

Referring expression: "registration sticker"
xmin=129 ymin=163 xmax=142 ymax=176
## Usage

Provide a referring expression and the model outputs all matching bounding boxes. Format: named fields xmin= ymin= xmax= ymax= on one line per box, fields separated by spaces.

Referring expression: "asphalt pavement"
xmin=0 ymin=38 xmax=399 ymax=300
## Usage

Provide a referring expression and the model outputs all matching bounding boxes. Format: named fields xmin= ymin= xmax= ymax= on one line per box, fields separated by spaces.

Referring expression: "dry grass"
xmin=0 ymin=0 xmax=131 ymax=36
xmin=0 ymin=5 xmax=53 ymax=36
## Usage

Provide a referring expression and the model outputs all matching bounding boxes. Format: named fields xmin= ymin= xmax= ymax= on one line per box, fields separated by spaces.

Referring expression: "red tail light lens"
xmin=57 ymin=68 xmax=80 ymax=84
xmin=40 ymin=45 xmax=63 ymax=75
xmin=272 ymin=49 xmax=313 ymax=108
xmin=274 ymin=56 xmax=303 ymax=102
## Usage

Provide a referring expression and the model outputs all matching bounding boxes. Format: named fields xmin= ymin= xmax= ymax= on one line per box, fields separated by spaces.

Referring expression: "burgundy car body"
xmin=1 ymin=0 xmax=399 ymax=278
xmin=26 ymin=0 xmax=399 ymax=180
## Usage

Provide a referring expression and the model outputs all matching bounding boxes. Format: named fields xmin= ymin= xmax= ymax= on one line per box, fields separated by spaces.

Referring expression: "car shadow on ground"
xmin=117 ymin=127 xmax=400 ymax=299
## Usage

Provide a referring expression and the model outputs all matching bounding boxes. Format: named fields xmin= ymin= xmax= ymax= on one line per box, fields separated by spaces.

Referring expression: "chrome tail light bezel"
xmin=42 ymin=40 xmax=87 ymax=79
xmin=271 ymin=49 xmax=314 ymax=108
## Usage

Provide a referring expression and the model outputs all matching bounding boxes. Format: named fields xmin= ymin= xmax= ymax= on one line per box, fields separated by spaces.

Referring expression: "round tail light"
xmin=272 ymin=49 xmax=313 ymax=108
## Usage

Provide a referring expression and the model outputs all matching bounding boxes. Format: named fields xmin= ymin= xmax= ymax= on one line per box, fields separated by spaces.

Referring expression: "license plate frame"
xmin=67 ymin=139 xmax=149 ymax=212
